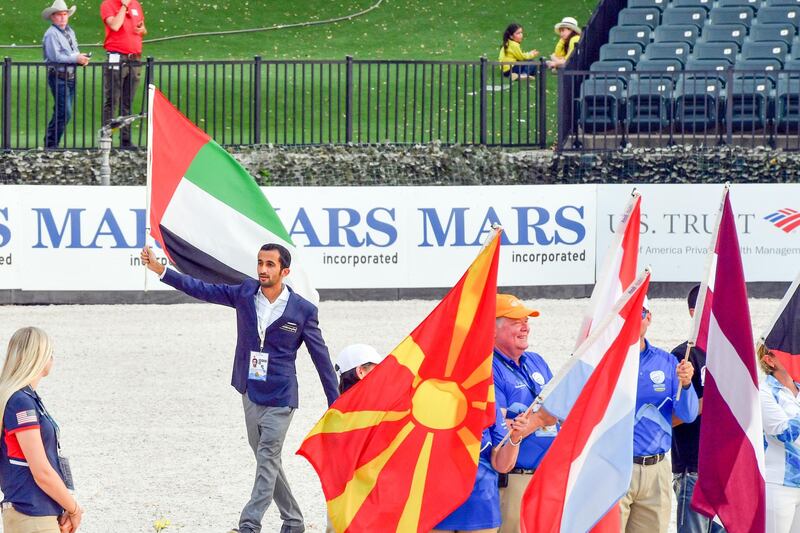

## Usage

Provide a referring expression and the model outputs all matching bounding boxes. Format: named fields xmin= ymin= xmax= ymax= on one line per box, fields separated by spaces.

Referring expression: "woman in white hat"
xmin=546 ymin=17 xmax=581 ymax=70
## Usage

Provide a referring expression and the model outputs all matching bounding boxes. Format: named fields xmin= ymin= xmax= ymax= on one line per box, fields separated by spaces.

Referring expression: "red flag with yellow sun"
xmin=297 ymin=232 xmax=501 ymax=533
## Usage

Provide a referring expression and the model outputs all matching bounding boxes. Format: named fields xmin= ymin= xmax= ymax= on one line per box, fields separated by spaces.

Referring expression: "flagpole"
xmin=757 ymin=269 xmax=800 ymax=350
xmin=678 ymin=184 xmax=729 ymax=400
xmin=497 ymin=266 xmax=652 ymax=447
xmin=144 ymin=84 xmax=156 ymax=292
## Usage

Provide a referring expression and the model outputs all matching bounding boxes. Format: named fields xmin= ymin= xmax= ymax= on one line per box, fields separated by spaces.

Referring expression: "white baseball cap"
xmin=335 ymin=344 xmax=385 ymax=375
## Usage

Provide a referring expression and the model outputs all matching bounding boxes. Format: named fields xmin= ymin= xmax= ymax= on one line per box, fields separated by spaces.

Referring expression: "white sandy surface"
xmin=0 ymin=297 xmax=780 ymax=532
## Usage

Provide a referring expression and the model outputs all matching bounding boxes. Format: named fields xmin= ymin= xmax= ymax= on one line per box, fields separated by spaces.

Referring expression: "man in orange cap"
xmin=492 ymin=294 xmax=558 ymax=533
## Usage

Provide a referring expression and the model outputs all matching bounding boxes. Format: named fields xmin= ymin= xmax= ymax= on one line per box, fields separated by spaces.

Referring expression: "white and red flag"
xmin=521 ymin=269 xmax=651 ymax=533
xmin=690 ymin=186 xmax=766 ymax=533
xmin=575 ymin=191 xmax=640 ymax=349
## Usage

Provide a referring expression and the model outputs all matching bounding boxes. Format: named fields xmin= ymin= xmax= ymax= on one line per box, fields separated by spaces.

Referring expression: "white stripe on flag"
xmin=706 ymin=313 xmax=766 ymax=474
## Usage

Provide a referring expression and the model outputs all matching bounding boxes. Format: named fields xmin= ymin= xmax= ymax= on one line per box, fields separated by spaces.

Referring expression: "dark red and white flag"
xmin=690 ymin=187 xmax=766 ymax=533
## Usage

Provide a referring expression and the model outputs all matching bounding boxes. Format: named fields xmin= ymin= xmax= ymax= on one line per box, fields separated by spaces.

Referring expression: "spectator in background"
xmin=546 ymin=17 xmax=581 ymax=70
xmin=41 ymin=0 xmax=90 ymax=149
xmin=671 ymin=285 xmax=726 ymax=533
xmin=498 ymin=23 xmax=539 ymax=81
xmin=101 ymin=0 xmax=146 ymax=148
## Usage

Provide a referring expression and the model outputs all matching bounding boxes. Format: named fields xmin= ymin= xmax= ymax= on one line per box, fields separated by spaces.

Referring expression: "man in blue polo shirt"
xmin=620 ymin=298 xmax=698 ymax=533
xmin=492 ymin=293 xmax=558 ymax=533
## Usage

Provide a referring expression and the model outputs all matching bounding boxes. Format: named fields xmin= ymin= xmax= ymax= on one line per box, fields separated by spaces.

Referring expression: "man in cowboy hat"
xmin=100 ymin=0 xmax=147 ymax=148
xmin=546 ymin=16 xmax=581 ymax=70
xmin=41 ymin=0 xmax=90 ymax=148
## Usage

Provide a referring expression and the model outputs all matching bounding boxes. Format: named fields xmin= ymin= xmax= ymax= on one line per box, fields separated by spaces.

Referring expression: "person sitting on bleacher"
xmin=546 ymin=17 xmax=581 ymax=70
xmin=499 ymin=23 xmax=540 ymax=80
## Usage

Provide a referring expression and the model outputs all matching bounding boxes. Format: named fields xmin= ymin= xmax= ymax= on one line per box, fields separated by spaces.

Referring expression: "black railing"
xmin=558 ymin=68 xmax=800 ymax=151
xmin=0 ymin=56 xmax=546 ymax=150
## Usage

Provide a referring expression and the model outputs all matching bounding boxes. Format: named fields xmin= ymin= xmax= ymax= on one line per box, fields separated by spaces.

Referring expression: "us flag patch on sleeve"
xmin=15 ymin=410 xmax=37 ymax=425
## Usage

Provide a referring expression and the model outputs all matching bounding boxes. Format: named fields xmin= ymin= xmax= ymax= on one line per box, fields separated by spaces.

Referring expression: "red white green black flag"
xmin=145 ymin=85 xmax=317 ymax=302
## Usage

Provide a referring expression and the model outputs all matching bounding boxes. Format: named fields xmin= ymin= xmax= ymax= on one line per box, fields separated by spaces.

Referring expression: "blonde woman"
xmin=0 ymin=327 xmax=83 ymax=533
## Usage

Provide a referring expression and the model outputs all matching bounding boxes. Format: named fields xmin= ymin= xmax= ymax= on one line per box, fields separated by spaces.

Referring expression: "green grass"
xmin=1 ymin=0 xmax=598 ymax=147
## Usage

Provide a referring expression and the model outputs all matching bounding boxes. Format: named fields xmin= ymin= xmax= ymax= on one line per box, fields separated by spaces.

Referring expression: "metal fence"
xmin=0 ymin=56 xmax=547 ymax=150
xmin=558 ymin=68 xmax=800 ymax=151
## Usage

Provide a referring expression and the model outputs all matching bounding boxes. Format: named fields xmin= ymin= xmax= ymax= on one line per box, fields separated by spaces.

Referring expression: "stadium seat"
xmin=792 ymin=36 xmax=800 ymax=57
xmin=644 ymin=42 xmax=692 ymax=65
xmin=699 ymin=24 xmax=748 ymax=50
xmin=662 ymin=7 xmax=708 ymax=29
xmin=629 ymin=0 xmax=669 ymax=11
xmin=756 ymin=6 xmax=800 ymax=29
xmin=637 ymin=58 xmax=685 ymax=72
xmin=579 ymin=77 xmax=626 ymax=132
xmin=673 ymin=0 xmax=714 ymax=11
xmin=626 ymin=77 xmax=674 ymax=132
xmin=599 ymin=43 xmax=645 ymax=66
xmin=674 ymin=76 xmax=724 ymax=131
xmin=708 ymin=6 xmax=756 ymax=27
xmin=718 ymin=0 xmax=762 ymax=10
xmin=692 ymin=42 xmax=739 ymax=64
xmin=748 ymin=22 xmax=796 ymax=45
xmin=741 ymin=41 xmax=790 ymax=63
xmin=610 ymin=26 xmax=653 ymax=47
xmin=728 ymin=78 xmax=772 ymax=130
xmin=784 ymin=57 xmax=800 ymax=71
xmin=686 ymin=57 xmax=733 ymax=82
xmin=654 ymin=25 xmax=700 ymax=47
xmin=590 ymin=60 xmax=636 ymax=86
xmin=735 ymin=58 xmax=783 ymax=85
xmin=766 ymin=0 xmax=800 ymax=7
xmin=776 ymin=76 xmax=800 ymax=130
xmin=619 ymin=8 xmax=662 ymax=29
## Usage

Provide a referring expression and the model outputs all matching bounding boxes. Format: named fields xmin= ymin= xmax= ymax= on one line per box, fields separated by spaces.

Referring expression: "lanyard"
xmin=494 ymin=352 xmax=539 ymax=398
xmin=23 ymin=387 xmax=62 ymax=453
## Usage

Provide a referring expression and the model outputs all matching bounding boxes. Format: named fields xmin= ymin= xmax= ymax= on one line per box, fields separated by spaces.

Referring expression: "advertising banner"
xmin=0 ymin=189 xmax=16 ymax=290
xmin=5 ymin=185 xmax=597 ymax=290
xmin=597 ymin=184 xmax=800 ymax=282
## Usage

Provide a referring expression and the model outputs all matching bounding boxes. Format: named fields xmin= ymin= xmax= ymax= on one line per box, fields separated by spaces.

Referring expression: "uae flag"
xmin=760 ymin=270 xmax=800 ymax=381
xmin=146 ymin=85 xmax=317 ymax=302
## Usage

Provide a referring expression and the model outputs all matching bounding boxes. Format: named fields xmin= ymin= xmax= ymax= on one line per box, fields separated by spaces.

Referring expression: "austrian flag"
xmin=145 ymin=86 xmax=316 ymax=302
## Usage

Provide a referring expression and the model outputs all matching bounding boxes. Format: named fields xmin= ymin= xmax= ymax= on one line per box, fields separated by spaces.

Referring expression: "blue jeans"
xmin=673 ymin=472 xmax=727 ymax=533
xmin=45 ymin=73 xmax=75 ymax=148
xmin=504 ymin=63 xmax=537 ymax=77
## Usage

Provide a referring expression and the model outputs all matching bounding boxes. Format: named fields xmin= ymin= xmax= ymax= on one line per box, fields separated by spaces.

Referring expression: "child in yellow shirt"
xmin=546 ymin=17 xmax=581 ymax=70
xmin=498 ymin=23 xmax=539 ymax=80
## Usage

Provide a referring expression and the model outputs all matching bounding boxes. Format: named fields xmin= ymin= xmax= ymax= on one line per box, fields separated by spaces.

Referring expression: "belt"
xmin=48 ymin=69 xmax=75 ymax=80
xmin=510 ymin=468 xmax=536 ymax=475
xmin=108 ymin=52 xmax=141 ymax=61
xmin=633 ymin=453 xmax=665 ymax=466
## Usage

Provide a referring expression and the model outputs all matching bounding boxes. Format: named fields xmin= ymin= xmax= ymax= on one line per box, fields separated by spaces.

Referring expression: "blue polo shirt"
xmin=492 ymin=348 xmax=557 ymax=469
xmin=0 ymin=387 xmax=64 ymax=516
xmin=434 ymin=406 xmax=506 ymax=530
xmin=634 ymin=340 xmax=699 ymax=457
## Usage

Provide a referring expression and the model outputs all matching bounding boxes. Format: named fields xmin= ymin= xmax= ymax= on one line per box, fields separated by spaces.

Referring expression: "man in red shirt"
xmin=100 ymin=0 xmax=146 ymax=147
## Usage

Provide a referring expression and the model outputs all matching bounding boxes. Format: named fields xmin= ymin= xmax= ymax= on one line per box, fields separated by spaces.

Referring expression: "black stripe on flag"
xmin=766 ymin=284 xmax=800 ymax=354
xmin=160 ymin=225 xmax=250 ymax=285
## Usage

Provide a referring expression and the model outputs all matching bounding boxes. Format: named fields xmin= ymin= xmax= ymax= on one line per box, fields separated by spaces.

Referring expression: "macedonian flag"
xmin=297 ymin=232 xmax=501 ymax=533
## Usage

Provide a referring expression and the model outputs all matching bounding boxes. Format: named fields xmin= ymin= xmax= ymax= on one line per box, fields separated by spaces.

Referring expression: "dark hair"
xmin=502 ymin=23 xmax=522 ymax=50
xmin=687 ymin=284 xmax=701 ymax=310
xmin=559 ymin=29 xmax=579 ymax=43
xmin=337 ymin=362 xmax=376 ymax=394
xmin=259 ymin=243 xmax=291 ymax=269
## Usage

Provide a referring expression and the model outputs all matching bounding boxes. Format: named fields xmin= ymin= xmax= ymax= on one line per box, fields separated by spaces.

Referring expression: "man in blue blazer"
xmin=141 ymin=243 xmax=338 ymax=533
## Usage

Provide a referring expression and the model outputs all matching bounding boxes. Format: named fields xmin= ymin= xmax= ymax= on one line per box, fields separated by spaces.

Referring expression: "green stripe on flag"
xmin=183 ymin=141 xmax=292 ymax=244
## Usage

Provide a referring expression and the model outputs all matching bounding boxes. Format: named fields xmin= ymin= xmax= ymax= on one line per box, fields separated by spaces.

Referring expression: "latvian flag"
xmin=690 ymin=186 xmax=766 ymax=533
xmin=146 ymin=86 xmax=317 ymax=303
xmin=761 ymin=270 xmax=800 ymax=381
